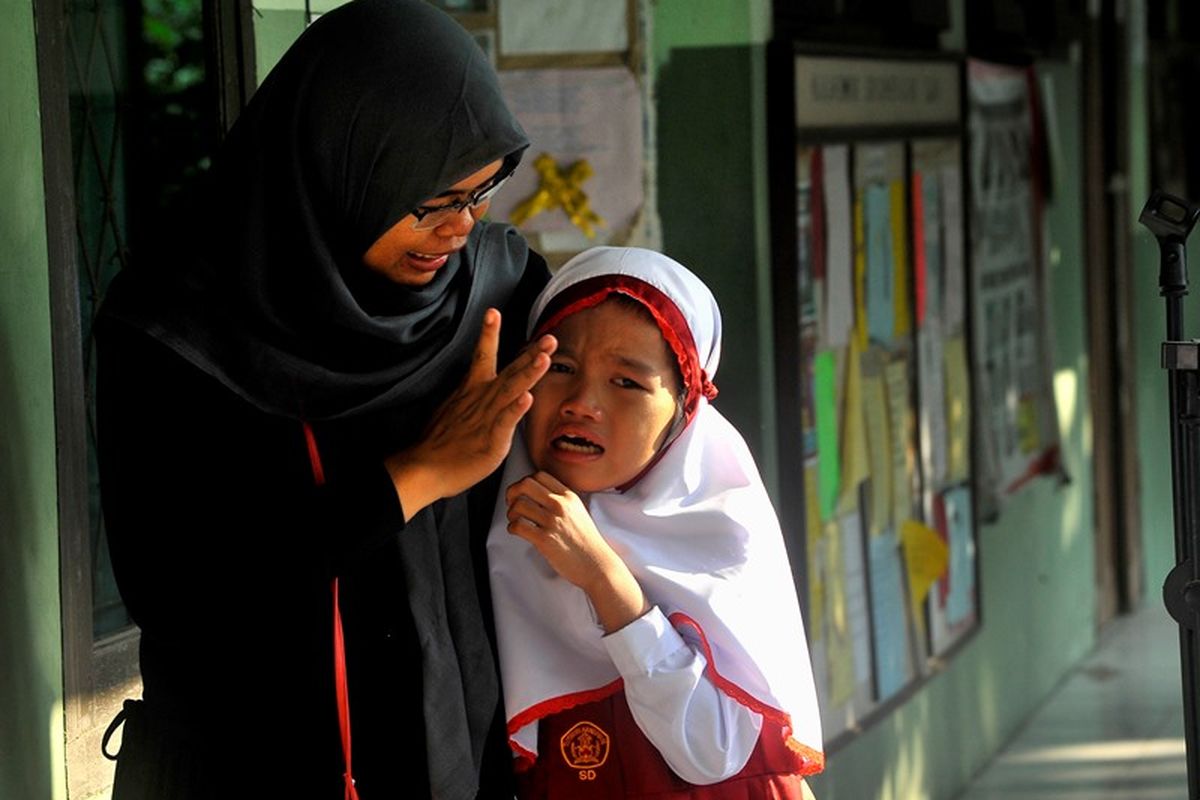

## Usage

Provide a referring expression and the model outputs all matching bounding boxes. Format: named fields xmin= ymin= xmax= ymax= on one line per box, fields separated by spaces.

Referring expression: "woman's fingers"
xmin=491 ymin=335 xmax=555 ymax=404
xmin=393 ymin=325 xmax=556 ymax=512
xmin=466 ymin=308 xmax=501 ymax=384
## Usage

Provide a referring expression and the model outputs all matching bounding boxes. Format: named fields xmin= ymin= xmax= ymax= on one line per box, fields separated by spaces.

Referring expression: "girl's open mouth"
xmin=552 ymin=434 xmax=604 ymax=454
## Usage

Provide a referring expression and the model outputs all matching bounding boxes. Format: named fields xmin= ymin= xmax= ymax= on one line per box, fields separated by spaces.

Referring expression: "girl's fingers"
xmin=506 ymin=492 xmax=549 ymax=524
xmin=531 ymin=470 xmax=569 ymax=494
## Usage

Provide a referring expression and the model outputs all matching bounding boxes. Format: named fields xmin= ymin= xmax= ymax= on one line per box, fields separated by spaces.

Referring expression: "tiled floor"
xmin=958 ymin=600 xmax=1190 ymax=799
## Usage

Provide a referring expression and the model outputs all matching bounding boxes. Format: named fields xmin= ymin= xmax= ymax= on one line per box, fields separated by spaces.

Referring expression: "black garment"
xmin=95 ymin=0 xmax=541 ymax=795
xmin=97 ymin=245 xmax=546 ymax=799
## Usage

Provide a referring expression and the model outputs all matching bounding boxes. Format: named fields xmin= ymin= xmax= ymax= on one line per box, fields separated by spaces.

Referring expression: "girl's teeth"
xmin=556 ymin=437 xmax=601 ymax=453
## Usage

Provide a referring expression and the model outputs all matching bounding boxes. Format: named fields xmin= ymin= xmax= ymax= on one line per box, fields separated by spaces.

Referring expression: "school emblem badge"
xmin=560 ymin=720 xmax=610 ymax=773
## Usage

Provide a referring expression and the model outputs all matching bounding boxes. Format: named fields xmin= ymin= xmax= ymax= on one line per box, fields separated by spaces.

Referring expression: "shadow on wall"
xmin=0 ymin=330 xmax=58 ymax=797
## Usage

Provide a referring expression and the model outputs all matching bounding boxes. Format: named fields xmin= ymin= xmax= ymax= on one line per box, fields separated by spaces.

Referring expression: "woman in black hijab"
xmin=95 ymin=1 xmax=550 ymax=797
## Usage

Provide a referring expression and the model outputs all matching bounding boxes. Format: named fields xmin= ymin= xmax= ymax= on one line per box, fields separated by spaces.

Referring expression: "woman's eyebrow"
xmin=424 ymin=187 xmax=470 ymax=202
xmin=426 ymin=170 xmax=502 ymax=202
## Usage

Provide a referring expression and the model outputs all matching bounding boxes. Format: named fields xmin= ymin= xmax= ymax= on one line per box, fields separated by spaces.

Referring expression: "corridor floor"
xmin=957 ymin=599 xmax=1188 ymax=799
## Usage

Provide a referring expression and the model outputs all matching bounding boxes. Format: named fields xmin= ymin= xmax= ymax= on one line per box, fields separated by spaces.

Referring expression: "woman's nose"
xmin=433 ymin=204 xmax=477 ymax=236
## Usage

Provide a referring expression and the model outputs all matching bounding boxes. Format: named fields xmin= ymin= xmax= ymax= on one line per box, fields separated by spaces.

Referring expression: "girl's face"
xmin=524 ymin=298 xmax=681 ymax=493
xmin=361 ymin=159 xmax=503 ymax=287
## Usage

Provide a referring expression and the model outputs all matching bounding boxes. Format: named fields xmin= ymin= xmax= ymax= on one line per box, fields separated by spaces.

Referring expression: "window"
xmin=36 ymin=1 xmax=252 ymax=793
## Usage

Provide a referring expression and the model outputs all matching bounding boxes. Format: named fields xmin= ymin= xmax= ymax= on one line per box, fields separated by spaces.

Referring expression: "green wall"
xmin=1127 ymin=0 xmax=1195 ymax=605
xmin=654 ymin=0 xmax=778 ymax=493
xmin=254 ymin=8 xmax=307 ymax=83
xmin=0 ymin=1 xmax=67 ymax=799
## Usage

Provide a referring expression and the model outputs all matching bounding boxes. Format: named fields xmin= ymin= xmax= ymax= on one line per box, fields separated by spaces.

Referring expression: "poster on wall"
xmin=492 ymin=67 xmax=644 ymax=253
xmin=966 ymin=59 xmax=1064 ymax=516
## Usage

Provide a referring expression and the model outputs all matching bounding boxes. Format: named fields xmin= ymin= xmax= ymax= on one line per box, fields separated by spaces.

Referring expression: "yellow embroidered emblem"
xmin=560 ymin=720 xmax=610 ymax=770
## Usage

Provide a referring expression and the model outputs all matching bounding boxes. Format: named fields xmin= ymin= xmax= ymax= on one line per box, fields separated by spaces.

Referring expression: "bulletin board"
xmin=966 ymin=59 xmax=1066 ymax=517
xmin=767 ymin=48 xmax=980 ymax=748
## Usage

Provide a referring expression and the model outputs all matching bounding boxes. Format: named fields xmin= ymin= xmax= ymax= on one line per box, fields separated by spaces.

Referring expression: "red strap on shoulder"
xmin=302 ymin=422 xmax=360 ymax=800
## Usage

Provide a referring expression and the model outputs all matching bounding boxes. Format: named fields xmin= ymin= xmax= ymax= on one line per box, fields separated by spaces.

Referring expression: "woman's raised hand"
xmin=385 ymin=308 xmax=555 ymax=521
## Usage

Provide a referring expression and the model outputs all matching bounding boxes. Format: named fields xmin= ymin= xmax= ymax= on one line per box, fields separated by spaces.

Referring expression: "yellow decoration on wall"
xmin=509 ymin=153 xmax=606 ymax=237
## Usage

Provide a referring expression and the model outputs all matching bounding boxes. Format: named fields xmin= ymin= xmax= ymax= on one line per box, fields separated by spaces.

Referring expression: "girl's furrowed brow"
xmin=614 ymin=354 xmax=659 ymax=375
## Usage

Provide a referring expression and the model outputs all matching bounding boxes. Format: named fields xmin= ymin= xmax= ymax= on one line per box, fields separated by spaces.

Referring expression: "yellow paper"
xmin=1017 ymin=396 xmax=1042 ymax=454
xmin=853 ymin=196 xmax=868 ymax=349
xmin=943 ymin=336 xmax=971 ymax=482
xmin=838 ymin=339 xmax=870 ymax=513
xmin=509 ymin=153 xmax=605 ymax=237
xmin=890 ymin=181 xmax=911 ymax=337
xmin=824 ymin=518 xmax=856 ymax=705
xmin=862 ymin=363 xmax=891 ymax=535
xmin=900 ymin=518 xmax=951 ymax=635
xmin=804 ymin=464 xmax=824 ymax=640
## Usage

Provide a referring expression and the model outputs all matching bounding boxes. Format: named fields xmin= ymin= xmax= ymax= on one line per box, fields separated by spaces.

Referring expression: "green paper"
xmin=814 ymin=350 xmax=841 ymax=520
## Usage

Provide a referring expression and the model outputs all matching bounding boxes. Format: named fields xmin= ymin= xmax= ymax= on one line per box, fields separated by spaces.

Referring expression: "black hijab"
xmin=101 ymin=0 xmax=530 ymax=421
xmin=99 ymin=1 xmax=533 ymax=796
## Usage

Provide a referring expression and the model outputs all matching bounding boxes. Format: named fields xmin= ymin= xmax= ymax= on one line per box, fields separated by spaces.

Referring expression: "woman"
xmin=95 ymin=1 xmax=550 ymax=797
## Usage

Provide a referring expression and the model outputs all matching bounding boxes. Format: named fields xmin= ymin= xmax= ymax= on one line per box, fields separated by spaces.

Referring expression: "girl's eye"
xmin=615 ymin=377 xmax=644 ymax=390
xmin=548 ymin=362 xmax=573 ymax=374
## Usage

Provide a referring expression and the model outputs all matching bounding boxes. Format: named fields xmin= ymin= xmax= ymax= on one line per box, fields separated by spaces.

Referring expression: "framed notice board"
xmin=766 ymin=46 xmax=981 ymax=748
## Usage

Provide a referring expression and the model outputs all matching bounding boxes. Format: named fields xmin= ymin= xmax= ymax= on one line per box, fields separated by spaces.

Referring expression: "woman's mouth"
xmin=406 ymin=251 xmax=450 ymax=272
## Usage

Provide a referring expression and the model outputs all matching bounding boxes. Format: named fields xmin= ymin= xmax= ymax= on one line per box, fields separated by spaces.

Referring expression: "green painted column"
xmin=1127 ymin=0 xmax=1197 ymax=601
xmin=0 ymin=1 xmax=67 ymax=798
xmin=653 ymin=0 xmax=778 ymax=495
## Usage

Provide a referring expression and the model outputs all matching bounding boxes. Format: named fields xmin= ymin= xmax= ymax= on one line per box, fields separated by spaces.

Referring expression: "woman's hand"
xmin=506 ymin=471 xmax=649 ymax=633
xmin=385 ymin=308 xmax=555 ymax=521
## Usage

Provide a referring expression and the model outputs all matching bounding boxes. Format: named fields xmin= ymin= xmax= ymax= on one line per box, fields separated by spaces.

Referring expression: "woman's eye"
xmin=548 ymin=362 xmax=572 ymax=374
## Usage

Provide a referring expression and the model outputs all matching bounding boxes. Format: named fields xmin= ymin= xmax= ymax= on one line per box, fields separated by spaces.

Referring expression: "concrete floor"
xmin=957 ymin=600 xmax=1189 ymax=799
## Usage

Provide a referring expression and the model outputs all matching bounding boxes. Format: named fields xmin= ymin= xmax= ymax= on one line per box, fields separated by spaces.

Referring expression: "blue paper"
xmin=868 ymin=528 xmax=911 ymax=701
xmin=943 ymin=486 xmax=976 ymax=625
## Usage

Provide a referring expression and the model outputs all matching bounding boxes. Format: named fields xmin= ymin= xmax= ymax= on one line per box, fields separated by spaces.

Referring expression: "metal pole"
xmin=1139 ymin=189 xmax=1200 ymax=799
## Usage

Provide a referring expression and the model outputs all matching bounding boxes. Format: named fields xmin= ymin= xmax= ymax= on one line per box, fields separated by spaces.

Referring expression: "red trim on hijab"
xmin=532 ymin=275 xmax=718 ymax=491
xmin=668 ymin=611 xmax=825 ymax=775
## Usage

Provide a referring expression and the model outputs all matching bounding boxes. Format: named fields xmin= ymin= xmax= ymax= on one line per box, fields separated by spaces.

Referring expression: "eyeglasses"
xmin=410 ymin=163 xmax=515 ymax=231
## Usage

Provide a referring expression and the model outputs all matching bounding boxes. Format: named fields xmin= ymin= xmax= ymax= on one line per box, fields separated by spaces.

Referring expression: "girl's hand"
xmin=506 ymin=471 xmax=649 ymax=632
xmin=385 ymin=308 xmax=555 ymax=521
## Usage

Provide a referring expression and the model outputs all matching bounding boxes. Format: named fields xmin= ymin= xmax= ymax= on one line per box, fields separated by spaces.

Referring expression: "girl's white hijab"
xmin=487 ymin=246 xmax=823 ymax=771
